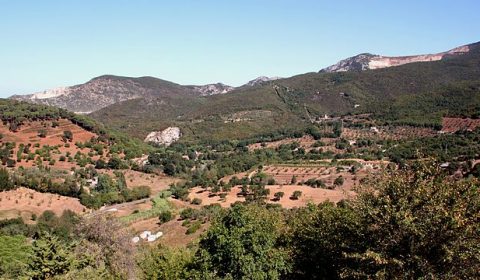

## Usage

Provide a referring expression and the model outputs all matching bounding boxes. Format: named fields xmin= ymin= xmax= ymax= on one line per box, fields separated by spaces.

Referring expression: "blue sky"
xmin=1 ymin=0 xmax=479 ymax=97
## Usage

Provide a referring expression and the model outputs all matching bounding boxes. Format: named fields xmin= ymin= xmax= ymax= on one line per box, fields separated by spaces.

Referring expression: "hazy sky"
xmin=1 ymin=0 xmax=479 ymax=97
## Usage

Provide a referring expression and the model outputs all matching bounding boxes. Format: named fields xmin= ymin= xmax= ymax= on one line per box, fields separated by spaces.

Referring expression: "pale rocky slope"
xmin=320 ymin=44 xmax=471 ymax=73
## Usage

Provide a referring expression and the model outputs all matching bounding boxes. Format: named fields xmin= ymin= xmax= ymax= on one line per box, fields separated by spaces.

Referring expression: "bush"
xmin=37 ymin=129 xmax=47 ymax=138
xmin=159 ymin=211 xmax=173 ymax=224
xmin=273 ymin=191 xmax=284 ymax=201
xmin=191 ymin=198 xmax=202 ymax=205
xmin=290 ymin=190 xmax=302 ymax=200
xmin=186 ymin=221 xmax=201 ymax=235
xmin=62 ymin=130 xmax=73 ymax=142
xmin=180 ymin=208 xmax=195 ymax=220
xmin=333 ymin=176 xmax=344 ymax=186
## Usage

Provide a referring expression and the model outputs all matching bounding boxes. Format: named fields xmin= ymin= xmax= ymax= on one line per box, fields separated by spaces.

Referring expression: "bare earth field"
xmin=248 ymin=135 xmax=317 ymax=150
xmin=187 ymin=185 xmax=355 ymax=209
xmin=441 ymin=117 xmax=480 ymax=133
xmin=0 ymin=187 xmax=87 ymax=221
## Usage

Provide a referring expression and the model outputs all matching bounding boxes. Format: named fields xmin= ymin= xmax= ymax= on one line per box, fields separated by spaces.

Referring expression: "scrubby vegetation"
xmin=136 ymin=163 xmax=480 ymax=279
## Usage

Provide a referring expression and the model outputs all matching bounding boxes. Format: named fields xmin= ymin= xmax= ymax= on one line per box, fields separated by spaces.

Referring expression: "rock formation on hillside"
xmin=320 ymin=44 xmax=471 ymax=73
xmin=244 ymin=76 xmax=282 ymax=87
xmin=144 ymin=127 xmax=181 ymax=146
xmin=189 ymin=83 xmax=235 ymax=96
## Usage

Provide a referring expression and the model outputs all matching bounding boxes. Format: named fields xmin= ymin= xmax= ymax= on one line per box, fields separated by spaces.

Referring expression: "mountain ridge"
xmin=10 ymin=75 xmax=282 ymax=113
xmin=319 ymin=42 xmax=479 ymax=73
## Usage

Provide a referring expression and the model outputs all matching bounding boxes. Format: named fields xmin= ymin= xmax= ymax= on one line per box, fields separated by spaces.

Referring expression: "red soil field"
xmin=0 ymin=187 xmax=87 ymax=221
xmin=0 ymin=119 xmax=103 ymax=170
xmin=187 ymin=185 xmax=355 ymax=209
xmin=441 ymin=117 xmax=480 ymax=133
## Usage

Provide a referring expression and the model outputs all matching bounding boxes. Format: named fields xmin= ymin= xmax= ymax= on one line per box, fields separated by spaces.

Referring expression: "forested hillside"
xmin=90 ymin=42 xmax=480 ymax=142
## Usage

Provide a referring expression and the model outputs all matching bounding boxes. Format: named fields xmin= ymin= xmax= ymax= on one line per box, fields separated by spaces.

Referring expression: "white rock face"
xmin=30 ymin=87 xmax=71 ymax=99
xmin=144 ymin=127 xmax=181 ymax=146
xmin=320 ymin=44 xmax=471 ymax=73
xmin=193 ymin=83 xmax=234 ymax=96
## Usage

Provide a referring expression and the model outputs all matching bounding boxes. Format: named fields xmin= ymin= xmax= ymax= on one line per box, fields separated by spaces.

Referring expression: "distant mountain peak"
xmin=244 ymin=76 xmax=282 ymax=87
xmin=320 ymin=43 xmax=473 ymax=73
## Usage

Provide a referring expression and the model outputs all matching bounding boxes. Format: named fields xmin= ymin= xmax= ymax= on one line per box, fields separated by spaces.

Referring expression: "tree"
xmin=163 ymin=163 xmax=176 ymax=176
xmin=107 ymin=157 xmax=122 ymax=170
xmin=192 ymin=204 xmax=291 ymax=279
xmin=95 ymin=159 xmax=107 ymax=169
xmin=287 ymin=202 xmax=363 ymax=279
xmin=290 ymin=190 xmax=302 ymax=200
xmin=0 ymin=235 xmax=32 ymax=279
xmin=29 ymin=232 xmax=71 ymax=280
xmin=291 ymin=175 xmax=297 ymax=184
xmin=334 ymin=176 xmax=344 ymax=186
xmin=159 ymin=211 xmax=173 ymax=224
xmin=273 ymin=191 xmax=285 ymax=201
xmin=37 ymin=129 xmax=47 ymax=138
xmin=344 ymin=162 xmax=480 ymax=279
xmin=62 ymin=130 xmax=73 ymax=142
xmin=139 ymin=245 xmax=193 ymax=280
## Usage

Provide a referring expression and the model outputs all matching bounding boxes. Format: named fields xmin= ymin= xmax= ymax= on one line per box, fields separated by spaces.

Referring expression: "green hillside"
xmin=90 ymin=42 xmax=480 ymax=142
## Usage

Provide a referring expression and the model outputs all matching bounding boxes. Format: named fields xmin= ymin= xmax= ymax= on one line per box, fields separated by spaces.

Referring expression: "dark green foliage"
xmin=159 ymin=211 xmax=173 ymax=224
xmin=470 ymin=163 xmax=480 ymax=178
xmin=180 ymin=208 xmax=195 ymax=220
xmin=273 ymin=191 xmax=284 ymax=201
xmin=286 ymin=163 xmax=480 ymax=279
xmin=290 ymin=190 xmax=302 ymax=200
xmin=287 ymin=202 xmax=363 ymax=279
xmin=0 ymin=218 xmax=30 ymax=236
xmin=191 ymin=197 xmax=202 ymax=205
xmin=29 ymin=232 xmax=71 ymax=279
xmin=333 ymin=176 xmax=344 ymax=186
xmin=37 ymin=129 xmax=47 ymax=138
xmin=62 ymin=130 xmax=73 ymax=142
xmin=0 ymin=168 xmax=14 ymax=191
xmin=95 ymin=159 xmax=107 ymax=169
xmin=344 ymin=164 xmax=480 ymax=278
xmin=192 ymin=204 xmax=291 ymax=279
xmin=138 ymin=245 xmax=193 ymax=280
xmin=388 ymin=128 xmax=480 ymax=163
xmin=80 ymin=174 xmax=151 ymax=209
xmin=305 ymin=178 xmax=327 ymax=188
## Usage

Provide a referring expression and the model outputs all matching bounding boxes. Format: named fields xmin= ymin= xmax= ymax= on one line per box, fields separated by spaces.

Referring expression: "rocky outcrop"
xmin=11 ymin=75 xmax=238 ymax=113
xmin=190 ymin=83 xmax=234 ymax=96
xmin=244 ymin=76 xmax=282 ymax=87
xmin=320 ymin=44 xmax=472 ymax=73
xmin=144 ymin=127 xmax=181 ymax=146
xmin=11 ymin=76 xmax=151 ymax=113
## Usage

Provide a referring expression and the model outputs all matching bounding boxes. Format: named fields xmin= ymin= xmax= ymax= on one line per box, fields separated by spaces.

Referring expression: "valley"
xmin=1 ymin=41 xmax=480 ymax=279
